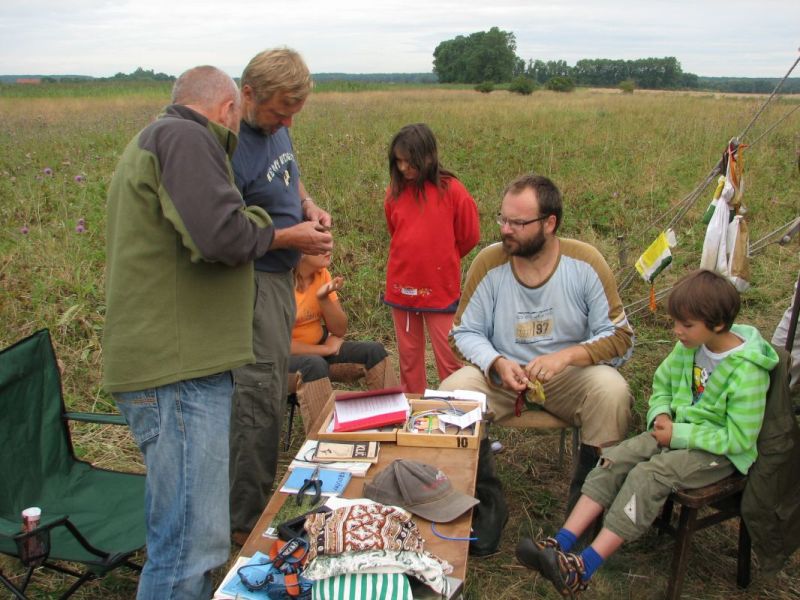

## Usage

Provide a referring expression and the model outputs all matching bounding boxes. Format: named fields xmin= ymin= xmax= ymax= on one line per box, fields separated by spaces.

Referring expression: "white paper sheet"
xmin=423 ymin=388 xmax=487 ymax=412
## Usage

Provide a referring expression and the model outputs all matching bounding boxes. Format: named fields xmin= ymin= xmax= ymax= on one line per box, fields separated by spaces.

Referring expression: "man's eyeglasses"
xmin=496 ymin=213 xmax=549 ymax=230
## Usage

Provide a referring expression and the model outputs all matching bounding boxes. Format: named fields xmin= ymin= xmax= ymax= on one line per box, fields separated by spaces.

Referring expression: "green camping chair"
xmin=0 ymin=329 xmax=145 ymax=599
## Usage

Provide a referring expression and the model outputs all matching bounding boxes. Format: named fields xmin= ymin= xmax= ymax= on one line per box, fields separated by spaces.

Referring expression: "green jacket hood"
xmin=727 ymin=324 xmax=779 ymax=372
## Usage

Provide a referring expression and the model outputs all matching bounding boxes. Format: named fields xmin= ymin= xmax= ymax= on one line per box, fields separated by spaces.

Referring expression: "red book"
xmin=333 ymin=387 xmax=409 ymax=432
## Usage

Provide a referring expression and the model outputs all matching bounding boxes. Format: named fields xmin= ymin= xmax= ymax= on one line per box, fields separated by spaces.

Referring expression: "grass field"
xmin=1 ymin=83 xmax=799 ymax=598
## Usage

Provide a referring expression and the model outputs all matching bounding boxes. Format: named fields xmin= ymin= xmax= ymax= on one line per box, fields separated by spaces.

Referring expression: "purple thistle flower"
xmin=77 ymin=217 xmax=86 ymax=226
xmin=74 ymin=174 xmax=84 ymax=183
xmin=43 ymin=167 xmax=53 ymax=176
xmin=75 ymin=224 xmax=86 ymax=233
xmin=21 ymin=225 xmax=29 ymax=235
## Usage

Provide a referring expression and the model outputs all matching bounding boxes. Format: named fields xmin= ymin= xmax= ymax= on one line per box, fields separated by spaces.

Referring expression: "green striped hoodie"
xmin=646 ymin=324 xmax=778 ymax=473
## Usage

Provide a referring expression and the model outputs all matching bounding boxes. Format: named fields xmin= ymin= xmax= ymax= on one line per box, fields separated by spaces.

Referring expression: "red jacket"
xmin=383 ymin=176 xmax=479 ymax=311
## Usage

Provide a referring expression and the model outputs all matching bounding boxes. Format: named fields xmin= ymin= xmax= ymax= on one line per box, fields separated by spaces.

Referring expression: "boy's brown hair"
xmin=667 ymin=269 xmax=741 ymax=332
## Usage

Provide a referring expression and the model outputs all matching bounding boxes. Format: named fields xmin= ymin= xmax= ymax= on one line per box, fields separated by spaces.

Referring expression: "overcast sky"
xmin=1 ymin=0 xmax=798 ymax=78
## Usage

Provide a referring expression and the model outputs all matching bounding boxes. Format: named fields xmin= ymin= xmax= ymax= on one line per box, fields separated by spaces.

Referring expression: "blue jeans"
xmin=115 ymin=371 xmax=233 ymax=600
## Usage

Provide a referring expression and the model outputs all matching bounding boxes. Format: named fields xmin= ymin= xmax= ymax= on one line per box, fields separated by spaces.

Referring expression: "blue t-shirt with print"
xmin=232 ymin=121 xmax=302 ymax=273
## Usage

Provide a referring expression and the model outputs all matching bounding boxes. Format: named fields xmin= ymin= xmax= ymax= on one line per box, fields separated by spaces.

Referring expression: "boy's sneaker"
xmin=545 ymin=550 xmax=589 ymax=598
xmin=515 ymin=536 xmax=561 ymax=571
xmin=516 ymin=539 xmax=588 ymax=598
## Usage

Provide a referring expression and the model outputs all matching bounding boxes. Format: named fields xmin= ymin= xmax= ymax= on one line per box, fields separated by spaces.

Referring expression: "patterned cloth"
xmin=304 ymin=503 xmax=426 ymax=561
xmin=303 ymin=504 xmax=453 ymax=595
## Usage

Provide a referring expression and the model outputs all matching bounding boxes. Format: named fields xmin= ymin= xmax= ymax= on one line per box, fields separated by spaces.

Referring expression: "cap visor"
xmin=409 ymin=492 xmax=479 ymax=523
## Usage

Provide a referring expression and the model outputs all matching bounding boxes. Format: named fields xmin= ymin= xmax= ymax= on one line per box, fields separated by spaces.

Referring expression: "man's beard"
xmin=242 ymin=105 xmax=274 ymax=136
xmin=502 ymin=228 xmax=546 ymax=258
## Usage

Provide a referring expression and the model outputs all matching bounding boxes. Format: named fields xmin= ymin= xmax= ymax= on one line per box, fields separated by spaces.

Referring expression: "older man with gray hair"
xmin=104 ymin=65 xmax=275 ymax=598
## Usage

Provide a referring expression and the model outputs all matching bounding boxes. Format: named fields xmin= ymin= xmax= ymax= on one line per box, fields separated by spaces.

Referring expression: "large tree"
xmin=433 ymin=27 xmax=520 ymax=84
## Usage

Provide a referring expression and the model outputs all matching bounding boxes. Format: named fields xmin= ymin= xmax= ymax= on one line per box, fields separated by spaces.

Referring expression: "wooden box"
xmin=316 ymin=393 xmax=400 ymax=442
xmin=395 ymin=399 xmax=482 ymax=449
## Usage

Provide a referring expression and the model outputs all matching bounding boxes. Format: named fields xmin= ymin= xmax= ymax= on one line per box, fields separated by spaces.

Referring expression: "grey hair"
xmin=172 ymin=65 xmax=239 ymax=110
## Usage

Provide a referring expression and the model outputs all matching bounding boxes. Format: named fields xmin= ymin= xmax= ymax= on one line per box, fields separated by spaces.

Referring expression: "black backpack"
xmin=469 ymin=438 xmax=509 ymax=556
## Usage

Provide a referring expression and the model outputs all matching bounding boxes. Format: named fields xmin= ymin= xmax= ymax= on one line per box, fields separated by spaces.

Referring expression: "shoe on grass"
xmin=516 ymin=539 xmax=588 ymax=598
xmin=515 ymin=536 xmax=560 ymax=571
xmin=543 ymin=550 xmax=589 ymax=598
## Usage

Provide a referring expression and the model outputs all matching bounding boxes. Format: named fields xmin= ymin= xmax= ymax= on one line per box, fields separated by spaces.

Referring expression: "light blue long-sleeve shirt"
xmin=450 ymin=240 xmax=634 ymax=382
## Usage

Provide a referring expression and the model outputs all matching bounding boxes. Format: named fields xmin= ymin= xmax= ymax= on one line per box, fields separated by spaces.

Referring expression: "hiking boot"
xmin=542 ymin=550 xmax=589 ymax=598
xmin=515 ymin=536 xmax=561 ymax=571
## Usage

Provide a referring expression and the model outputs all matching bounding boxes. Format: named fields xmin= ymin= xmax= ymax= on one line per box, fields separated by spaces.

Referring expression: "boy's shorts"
xmin=581 ymin=432 xmax=734 ymax=541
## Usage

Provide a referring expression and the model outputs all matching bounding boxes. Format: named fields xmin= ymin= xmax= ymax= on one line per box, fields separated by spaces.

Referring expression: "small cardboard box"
xmin=395 ymin=399 xmax=482 ymax=449
xmin=316 ymin=392 xmax=400 ymax=442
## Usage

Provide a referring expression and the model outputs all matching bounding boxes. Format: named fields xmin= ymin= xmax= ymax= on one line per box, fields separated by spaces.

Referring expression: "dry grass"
xmin=1 ymin=84 xmax=799 ymax=598
xmin=470 ymin=428 xmax=800 ymax=600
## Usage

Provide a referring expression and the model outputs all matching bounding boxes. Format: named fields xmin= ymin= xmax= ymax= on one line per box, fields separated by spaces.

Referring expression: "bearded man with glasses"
xmin=440 ymin=173 xmax=634 ymax=544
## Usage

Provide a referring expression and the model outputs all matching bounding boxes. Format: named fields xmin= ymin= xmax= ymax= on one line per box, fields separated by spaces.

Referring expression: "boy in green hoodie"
xmin=516 ymin=269 xmax=779 ymax=597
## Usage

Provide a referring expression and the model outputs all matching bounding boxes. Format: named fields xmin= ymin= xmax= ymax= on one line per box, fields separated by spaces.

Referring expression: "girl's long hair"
xmin=387 ymin=123 xmax=454 ymax=201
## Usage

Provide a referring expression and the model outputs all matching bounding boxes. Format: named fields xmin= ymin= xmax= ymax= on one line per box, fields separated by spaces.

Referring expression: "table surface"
xmin=240 ymin=438 xmax=479 ymax=582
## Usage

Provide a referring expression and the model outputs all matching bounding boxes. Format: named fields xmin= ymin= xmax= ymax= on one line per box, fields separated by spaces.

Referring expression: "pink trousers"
xmin=391 ymin=308 xmax=462 ymax=394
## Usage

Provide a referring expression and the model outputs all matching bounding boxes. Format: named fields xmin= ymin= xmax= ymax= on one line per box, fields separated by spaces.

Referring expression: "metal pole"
xmin=785 ymin=271 xmax=800 ymax=355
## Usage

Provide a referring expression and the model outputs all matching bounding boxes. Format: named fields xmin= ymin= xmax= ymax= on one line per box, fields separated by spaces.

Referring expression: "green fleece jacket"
xmin=103 ymin=105 xmax=275 ymax=392
xmin=646 ymin=324 xmax=778 ymax=474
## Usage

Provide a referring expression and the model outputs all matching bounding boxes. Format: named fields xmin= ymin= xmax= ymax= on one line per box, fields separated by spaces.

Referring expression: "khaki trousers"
xmin=583 ymin=432 xmax=734 ymax=541
xmin=439 ymin=363 xmax=632 ymax=447
xmin=229 ymin=270 xmax=295 ymax=533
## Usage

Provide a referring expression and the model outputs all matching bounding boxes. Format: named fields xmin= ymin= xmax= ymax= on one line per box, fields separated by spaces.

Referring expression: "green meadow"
xmin=1 ymin=83 xmax=799 ymax=598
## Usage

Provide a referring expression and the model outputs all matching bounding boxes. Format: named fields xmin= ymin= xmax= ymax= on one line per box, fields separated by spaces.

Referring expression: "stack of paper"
xmin=424 ymin=388 xmax=487 ymax=413
xmin=333 ymin=386 xmax=410 ymax=432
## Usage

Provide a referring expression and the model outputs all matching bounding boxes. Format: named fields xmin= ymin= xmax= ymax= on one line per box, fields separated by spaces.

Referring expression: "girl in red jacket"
xmin=383 ymin=123 xmax=480 ymax=393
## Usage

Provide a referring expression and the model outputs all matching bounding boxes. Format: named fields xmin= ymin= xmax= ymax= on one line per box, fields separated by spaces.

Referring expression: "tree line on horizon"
xmin=431 ymin=27 xmax=800 ymax=93
xmin=3 ymin=37 xmax=798 ymax=94
xmin=433 ymin=26 xmax=691 ymax=89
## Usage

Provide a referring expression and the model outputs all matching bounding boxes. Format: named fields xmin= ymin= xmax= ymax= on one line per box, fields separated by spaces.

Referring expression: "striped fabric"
xmin=645 ymin=323 xmax=778 ymax=473
xmin=313 ymin=573 xmax=412 ymax=600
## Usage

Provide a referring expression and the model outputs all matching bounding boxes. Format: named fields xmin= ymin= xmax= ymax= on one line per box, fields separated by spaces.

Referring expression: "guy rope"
xmin=619 ymin=50 xmax=800 ymax=317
